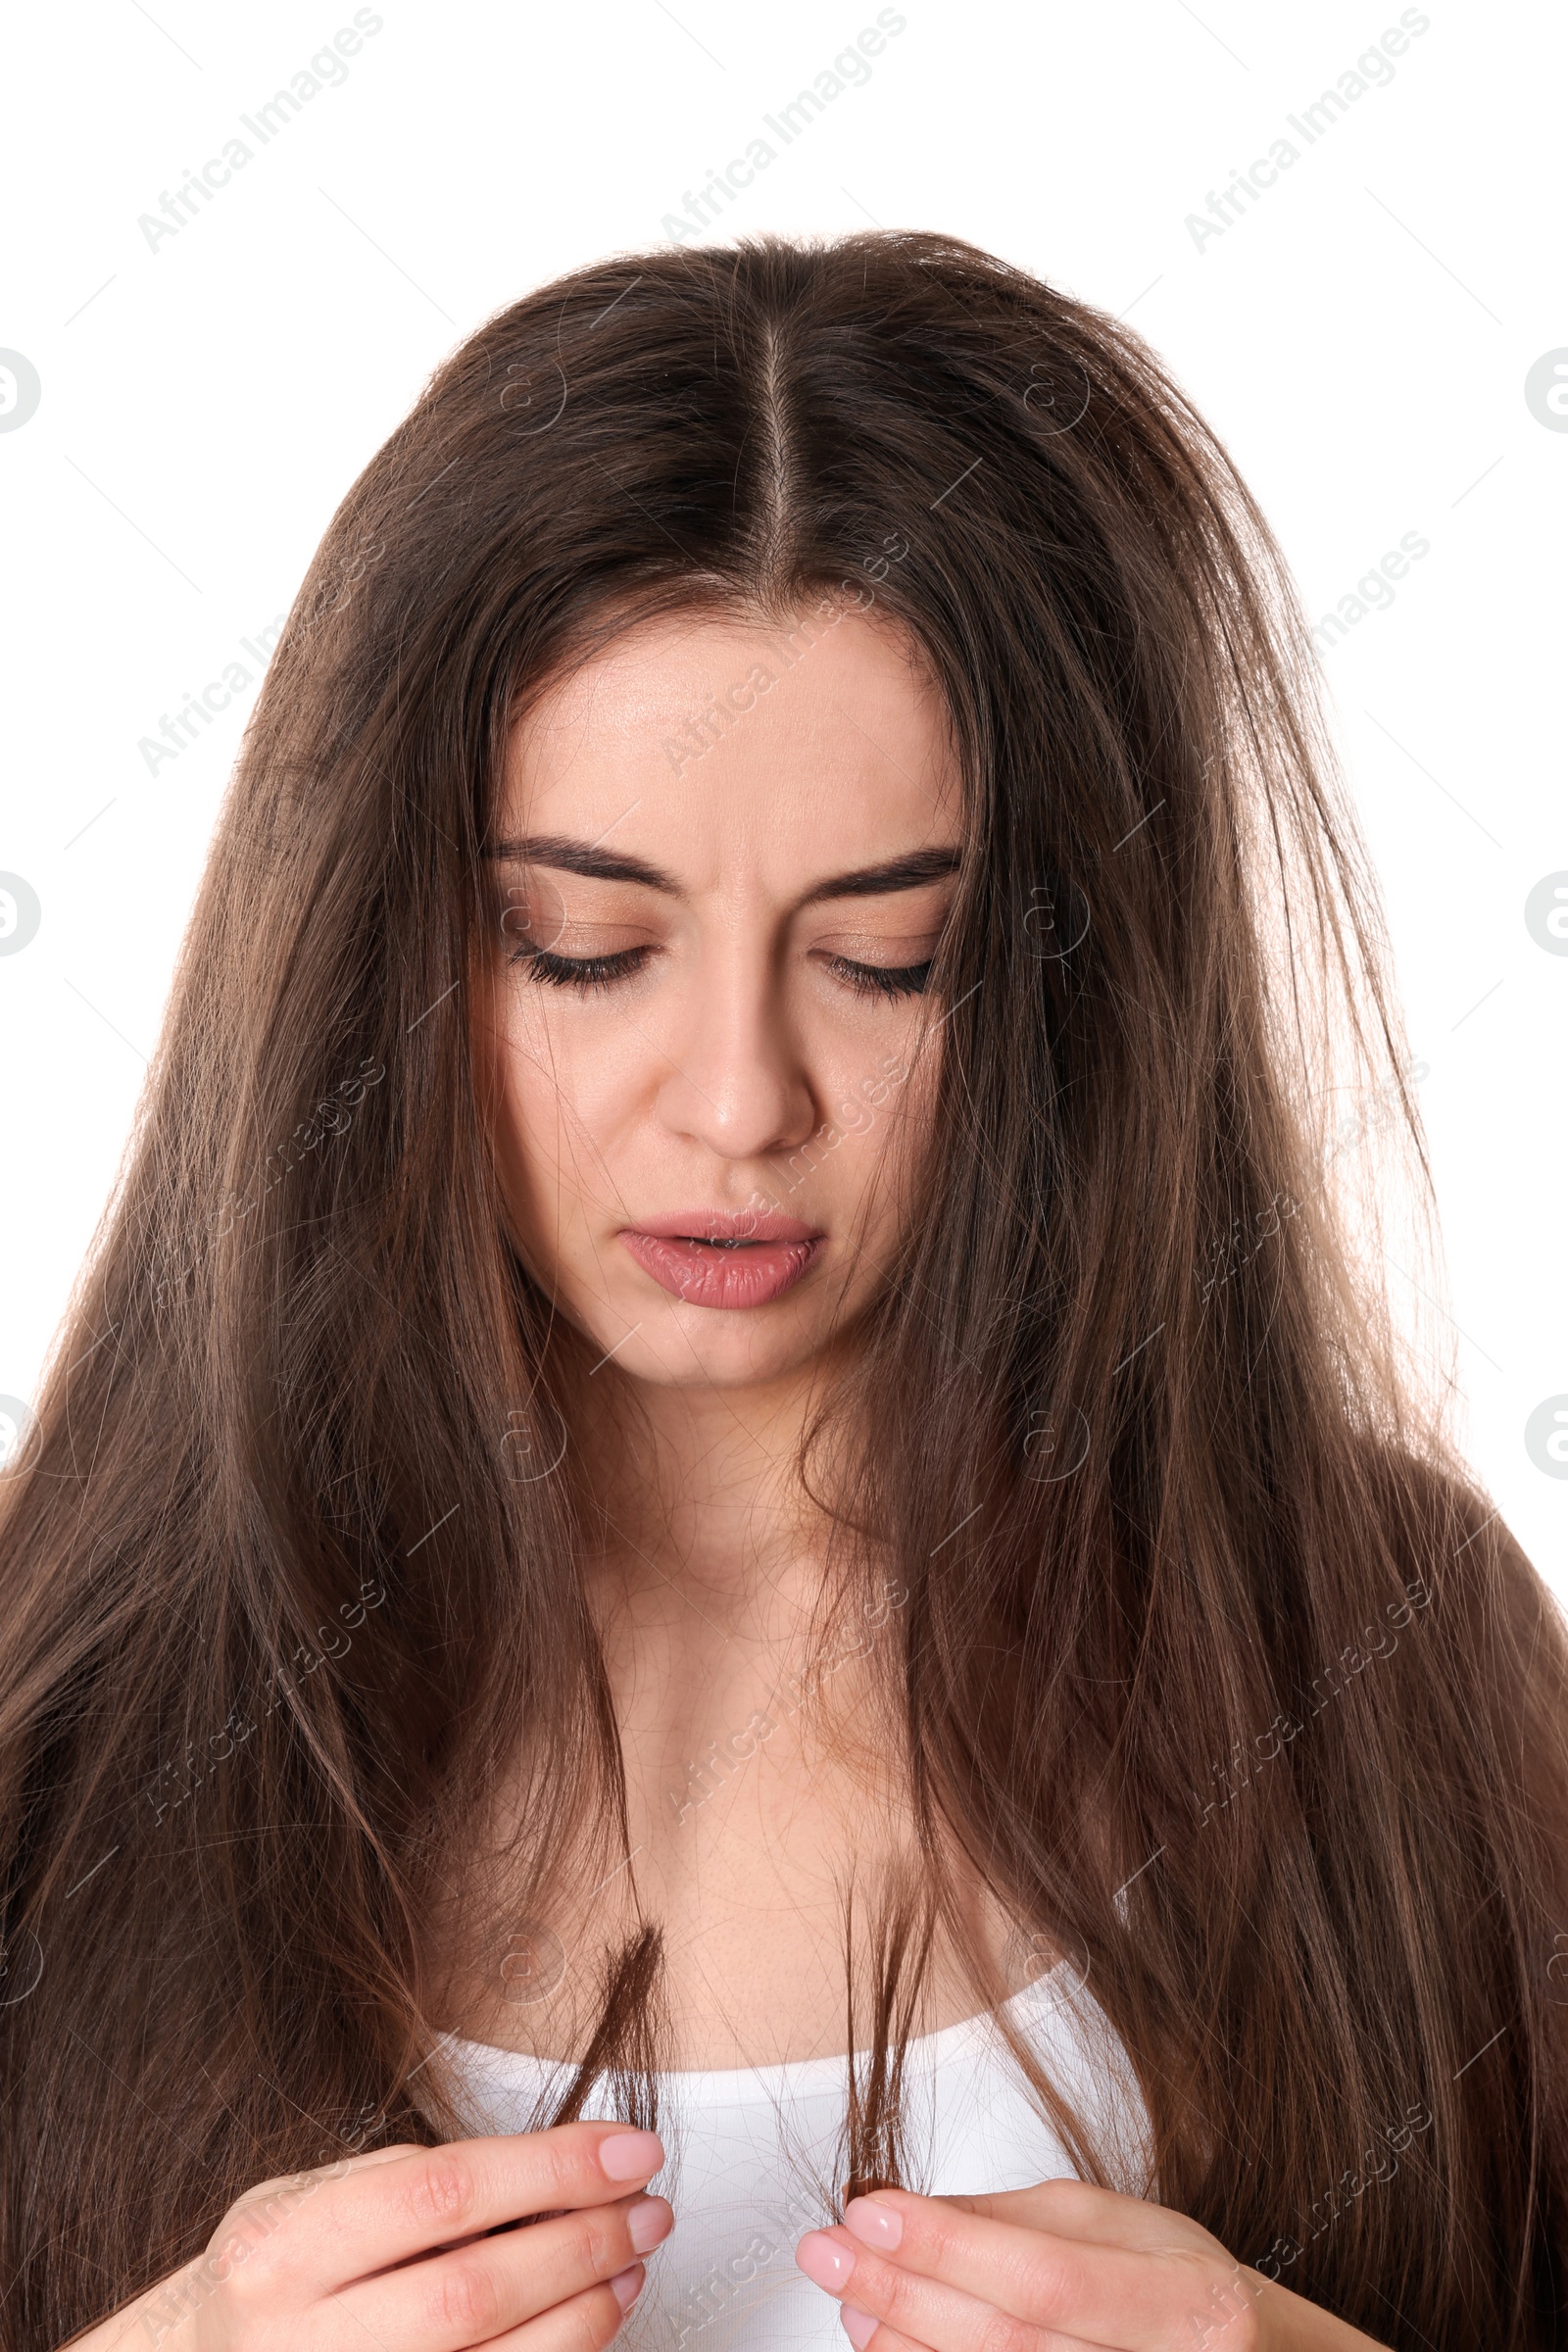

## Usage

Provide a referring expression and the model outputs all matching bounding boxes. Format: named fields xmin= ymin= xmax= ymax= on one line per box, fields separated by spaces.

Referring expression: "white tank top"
xmin=436 ymin=1963 xmax=1153 ymax=2352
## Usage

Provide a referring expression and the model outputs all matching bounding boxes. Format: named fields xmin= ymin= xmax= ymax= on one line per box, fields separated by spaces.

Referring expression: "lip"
xmin=618 ymin=1210 xmax=825 ymax=1310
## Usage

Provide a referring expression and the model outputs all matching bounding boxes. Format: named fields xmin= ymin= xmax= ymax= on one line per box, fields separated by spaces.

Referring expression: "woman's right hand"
xmin=68 ymin=2119 xmax=672 ymax=2352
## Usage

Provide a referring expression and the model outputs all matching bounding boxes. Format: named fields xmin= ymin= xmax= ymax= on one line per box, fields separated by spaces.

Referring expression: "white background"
xmin=2 ymin=0 xmax=1564 ymax=1587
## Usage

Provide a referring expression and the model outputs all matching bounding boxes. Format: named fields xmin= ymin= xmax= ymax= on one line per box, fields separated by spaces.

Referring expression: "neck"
xmin=572 ymin=1350 xmax=853 ymax=1631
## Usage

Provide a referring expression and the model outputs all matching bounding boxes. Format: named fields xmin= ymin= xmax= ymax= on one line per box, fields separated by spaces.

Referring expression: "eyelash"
xmin=510 ymin=946 xmax=935 ymax=1000
xmin=823 ymin=955 xmax=934 ymax=1001
xmin=513 ymin=946 xmax=649 ymax=994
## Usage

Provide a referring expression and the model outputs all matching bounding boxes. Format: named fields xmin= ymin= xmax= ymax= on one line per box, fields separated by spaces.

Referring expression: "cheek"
xmin=825 ymin=1043 xmax=939 ymax=1193
xmin=491 ymin=1006 xmax=602 ymax=1203
xmin=884 ymin=1048 xmax=939 ymax=1162
xmin=490 ymin=1007 xmax=638 ymax=1217
xmin=500 ymin=997 xmax=648 ymax=1124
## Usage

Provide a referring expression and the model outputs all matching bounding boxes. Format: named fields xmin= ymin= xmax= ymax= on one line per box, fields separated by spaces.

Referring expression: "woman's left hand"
xmin=793 ymin=2180 xmax=1392 ymax=2351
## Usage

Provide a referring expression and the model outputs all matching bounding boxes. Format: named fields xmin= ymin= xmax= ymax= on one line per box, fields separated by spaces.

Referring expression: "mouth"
xmin=618 ymin=1212 xmax=825 ymax=1310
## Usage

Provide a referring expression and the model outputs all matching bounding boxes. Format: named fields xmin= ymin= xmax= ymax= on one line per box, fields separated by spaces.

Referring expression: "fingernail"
xmin=611 ymin=2262 xmax=645 ymax=2312
xmin=600 ymin=2130 xmax=664 ymax=2180
xmin=795 ymin=2230 xmax=858 ymax=2293
xmin=627 ymin=2195 xmax=672 ymax=2255
xmin=845 ymin=2197 xmax=903 ymax=2251
xmin=842 ymin=2309 xmax=877 ymax=2349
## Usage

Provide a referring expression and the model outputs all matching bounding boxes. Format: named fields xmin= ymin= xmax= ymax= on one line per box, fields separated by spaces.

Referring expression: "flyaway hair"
xmin=3 ymin=230 xmax=1567 ymax=2349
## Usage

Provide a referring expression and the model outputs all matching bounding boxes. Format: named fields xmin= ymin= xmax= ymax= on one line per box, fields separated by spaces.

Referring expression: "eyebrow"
xmin=484 ymin=837 xmax=961 ymax=905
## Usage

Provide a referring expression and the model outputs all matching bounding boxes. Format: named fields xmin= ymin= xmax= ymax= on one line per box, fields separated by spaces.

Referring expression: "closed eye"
xmin=510 ymin=945 xmax=936 ymax=999
xmin=825 ymin=955 xmax=935 ymax=1001
xmin=512 ymin=945 xmax=653 ymax=993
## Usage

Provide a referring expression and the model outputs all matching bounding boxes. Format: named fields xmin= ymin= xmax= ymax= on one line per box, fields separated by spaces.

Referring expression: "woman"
xmin=1 ymin=228 xmax=1564 ymax=2352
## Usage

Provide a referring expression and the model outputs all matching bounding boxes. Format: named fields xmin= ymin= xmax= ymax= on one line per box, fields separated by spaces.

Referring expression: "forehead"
xmin=499 ymin=605 xmax=963 ymax=889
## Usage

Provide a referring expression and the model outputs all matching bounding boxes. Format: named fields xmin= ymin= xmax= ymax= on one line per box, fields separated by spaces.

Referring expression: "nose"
xmin=652 ymin=944 xmax=818 ymax=1165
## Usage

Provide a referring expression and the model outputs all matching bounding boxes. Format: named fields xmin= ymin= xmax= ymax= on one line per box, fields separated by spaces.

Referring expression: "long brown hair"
xmin=3 ymin=229 xmax=1566 ymax=2351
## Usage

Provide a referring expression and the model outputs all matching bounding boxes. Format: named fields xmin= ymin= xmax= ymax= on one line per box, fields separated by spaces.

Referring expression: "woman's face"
xmin=476 ymin=599 xmax=963 ymax=1394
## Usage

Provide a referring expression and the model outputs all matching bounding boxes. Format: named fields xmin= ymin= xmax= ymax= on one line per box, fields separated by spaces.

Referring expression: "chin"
xmin=560 ymin=1281 xmax=841 ymax=1392
xmin=606 ymin=1321 xmax=829 ymax=1393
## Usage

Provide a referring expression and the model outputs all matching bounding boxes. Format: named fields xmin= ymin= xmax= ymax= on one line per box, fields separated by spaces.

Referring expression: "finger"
xmin=927 ymin=2181 xmax=1198 ymax=2254
xmin=799 ymin=2216 xmax=1257 ymax=2352
xmin=840 ymin=2317 xmax=930 ymax=2352
xmin=458 ymin=2265 xmax=647 ymax=2352
xmin=802 ymin=2229 xmax=1099 ymax=2352
xmin=133 ymin=2156 xmax=438 ymax=2352
xmin=223 ymin=2123 xmax=665 ymax=2301
xmin=337 ymin=2189 xmax=671 ymax=2352
xmin=853 ymin=2183 xmax=1226 ymax=2274
xmin=839 ymin=2312 xmax=1103 ymax=2352
xmin=226 ymin=2140 xmax=425 ymax=2217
